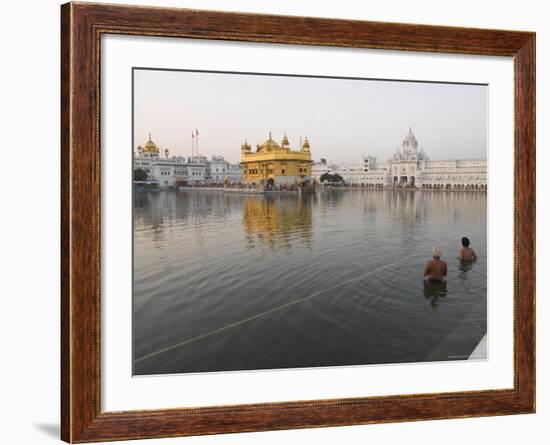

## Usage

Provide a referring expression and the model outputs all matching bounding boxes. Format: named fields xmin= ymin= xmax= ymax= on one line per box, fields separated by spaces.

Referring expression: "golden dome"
xmin=257 ymin=131 xmax=281 ymax=152
xmin=143 ymin=133 xmax=158 ymax=153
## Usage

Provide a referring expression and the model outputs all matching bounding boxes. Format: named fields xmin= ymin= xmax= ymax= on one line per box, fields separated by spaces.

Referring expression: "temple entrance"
xmin=400 ymin=176 xmax=408 ymax=186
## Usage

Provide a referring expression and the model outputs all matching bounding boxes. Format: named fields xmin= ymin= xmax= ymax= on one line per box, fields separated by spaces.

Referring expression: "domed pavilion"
xmin=240 ymin=131 xmax=312 ymax=187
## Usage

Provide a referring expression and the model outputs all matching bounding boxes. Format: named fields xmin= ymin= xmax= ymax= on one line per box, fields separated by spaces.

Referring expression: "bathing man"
xmin=458 ymin=236 xmax=477 ymax=261
xmin=424 ymin=246 xmax=447 ymax=282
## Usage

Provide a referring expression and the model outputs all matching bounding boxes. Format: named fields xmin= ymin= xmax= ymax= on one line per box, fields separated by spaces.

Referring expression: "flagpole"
xmin=195 ymin=128 xmax=199 ymax=157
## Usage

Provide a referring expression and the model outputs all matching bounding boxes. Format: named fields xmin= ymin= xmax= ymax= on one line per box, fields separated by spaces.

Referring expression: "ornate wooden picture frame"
xmin=61 ymin=2 xmax=535 ymax=442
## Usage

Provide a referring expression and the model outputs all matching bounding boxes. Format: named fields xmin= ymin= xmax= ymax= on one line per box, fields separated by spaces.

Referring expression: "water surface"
xmin=133 ymin=189 xmax=487 ymax=375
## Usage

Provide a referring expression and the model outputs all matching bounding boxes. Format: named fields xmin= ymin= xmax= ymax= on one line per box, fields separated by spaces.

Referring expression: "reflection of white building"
xmin=134 ymin=135 xmax=241 ymax=187
xmin=320 ymin=128 xmax=487 ymax=191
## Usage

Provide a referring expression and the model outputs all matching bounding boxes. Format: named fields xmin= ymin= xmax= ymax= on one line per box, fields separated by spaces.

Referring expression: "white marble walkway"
xmin=469 ymin=334 xmax=487 ymax=360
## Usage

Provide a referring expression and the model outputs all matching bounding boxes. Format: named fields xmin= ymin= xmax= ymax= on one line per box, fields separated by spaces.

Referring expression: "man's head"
xmin=432 ymin=246 xmax=442 ymax=258
xmin=462 ymin=237 xmax=470 ymax=247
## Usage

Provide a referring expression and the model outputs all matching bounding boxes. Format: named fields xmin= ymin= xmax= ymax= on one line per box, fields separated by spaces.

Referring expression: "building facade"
xmin=240 ymin=132 xmax=312 ymax=187
xmin=319 ymin=128 xmax=487 ymax=191
xmin=206 ymin=155 xmax=243 ymax=184
xmin=134 ymin=135 xmax=241 ymax=187
xmin=311 ymin=158 xmax=340 ymax=181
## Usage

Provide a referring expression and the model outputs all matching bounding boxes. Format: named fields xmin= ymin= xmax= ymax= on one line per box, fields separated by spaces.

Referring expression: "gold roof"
xmin=257 ymin=132 xmax=281 ymax=152
xmin=143 ymin=133 xmax=158 ymax=153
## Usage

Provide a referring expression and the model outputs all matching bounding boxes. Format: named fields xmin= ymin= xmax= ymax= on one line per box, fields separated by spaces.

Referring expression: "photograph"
xmin=46 ymin=0 xmax=540 ymax=441
xmin=132 ymin=68 xmax=488 ymax=376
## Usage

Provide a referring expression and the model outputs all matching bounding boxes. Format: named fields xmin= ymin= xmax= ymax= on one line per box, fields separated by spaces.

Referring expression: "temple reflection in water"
xmin=242 ymin=195 xmax=313 ymax=250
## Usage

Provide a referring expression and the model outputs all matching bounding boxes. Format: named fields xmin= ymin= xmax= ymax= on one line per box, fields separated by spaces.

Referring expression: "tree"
xmin=320 ymin=172 xmax=344 ymax=183
xmin=134 ymin=168 xmax=147 ymax=181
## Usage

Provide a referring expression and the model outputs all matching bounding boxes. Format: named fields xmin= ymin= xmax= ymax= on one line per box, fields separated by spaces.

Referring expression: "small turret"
xmin=281 ymin=132 xmax=289 ymax=147
xmin=393 ymin=146 xmax=402 ymax=160
xmin=164 ymin=148 xmax=170 ymax=158
xmin=301 ymin=136 xmax=311 ymax=152
xmin=418 ymin=146 xmax=428 ymax=161
xmin=241 ymin=139 xmax=251 ymax=152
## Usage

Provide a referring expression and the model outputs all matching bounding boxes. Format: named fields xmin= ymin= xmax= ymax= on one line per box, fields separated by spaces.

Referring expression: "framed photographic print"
xmin=61 ymin=2 xmax=536 ymax=442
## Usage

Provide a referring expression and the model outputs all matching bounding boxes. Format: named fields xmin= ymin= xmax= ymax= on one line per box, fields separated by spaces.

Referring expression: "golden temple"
xmin=240 ymin=132 xmax=312 ymax=187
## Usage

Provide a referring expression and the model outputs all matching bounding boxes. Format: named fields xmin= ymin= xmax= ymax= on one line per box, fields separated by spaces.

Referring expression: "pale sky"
xmin=134 ymin=68 xmax=487 ymax=164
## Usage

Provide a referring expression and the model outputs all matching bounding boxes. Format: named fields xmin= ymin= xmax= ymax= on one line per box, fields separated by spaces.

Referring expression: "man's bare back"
xmin=459 ymin=247 xmax=477 ymax=261
xmin=459 ymin=237 xmax=477 ymax=261
xmin=424 ymin=258 xmax=447 ymax=282
xmin=424 ymin=246 xmax=447 ymax=282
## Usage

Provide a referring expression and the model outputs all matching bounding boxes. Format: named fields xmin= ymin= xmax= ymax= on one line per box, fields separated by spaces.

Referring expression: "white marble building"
xmin=311 ymin=159 xmax=337 ymax=181
xmin=134 ymin=135 xmax=241 ymax=187
xmin=225 ymin=163 xmax=243 ymax=183
xmin=334 ymin=155 xmax=390 ymax=188
xmin=147 ymin=159 xmax=207 ymax=187
xmin=206 ymin=155 xmax=243 ymax=183
xmin=321 ymin=128 xmax=487 ymax=191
